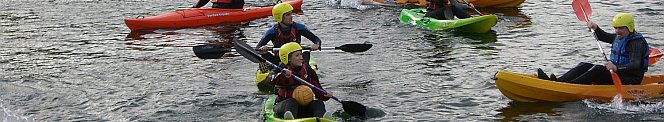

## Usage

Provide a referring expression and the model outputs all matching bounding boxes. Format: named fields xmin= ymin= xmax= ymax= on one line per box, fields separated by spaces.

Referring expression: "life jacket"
xmin=276 ymin=64 xmax=312 ymax=100
xmin=211 ymin=0 xmax=232 ymax=4
xmin=272 ymin=24 xmax=300 ymax=47
xmin=427 ymin=0 xmax=450 ymax=10
xmin=610 ymin=33 xmax=649 ymax=72
xmin=270 ymin=24 xmax=299 ymax=56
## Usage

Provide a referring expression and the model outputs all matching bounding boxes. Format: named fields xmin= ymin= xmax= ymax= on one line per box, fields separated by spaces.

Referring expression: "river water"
xmin=2 ymin=0 xmax=664 ymax=121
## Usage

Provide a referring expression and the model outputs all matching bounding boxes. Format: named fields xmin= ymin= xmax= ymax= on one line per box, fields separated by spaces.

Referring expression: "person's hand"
xmin=324 ymin=90 xmax=333 ymax=98
xmin=282 ymin=69 xmax=292 ymax=78
xmin=258 ymin=45 xmax=269 ymax=54
xmin=468 ymin=3 xmax=475 ymax=9
xmin=605 ymin=62 xmax=617 ymax=71
xmin=586 ymin=21 xmax=598 ymax=31
xmin=311 ymin=44 xmax=320 ymax=51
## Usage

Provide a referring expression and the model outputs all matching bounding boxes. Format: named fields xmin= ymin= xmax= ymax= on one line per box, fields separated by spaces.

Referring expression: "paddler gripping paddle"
xmin=232 ymin=38 xmax=369 ymax=117
xmin=572 ymin=0 xmax=624 ymax=102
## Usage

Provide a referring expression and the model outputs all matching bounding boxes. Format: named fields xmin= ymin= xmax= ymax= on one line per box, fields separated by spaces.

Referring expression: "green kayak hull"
xmin=399 ymin=8 xmax=498 ymax=33
xmin=263 ymin=95 xmax=335 ymax=122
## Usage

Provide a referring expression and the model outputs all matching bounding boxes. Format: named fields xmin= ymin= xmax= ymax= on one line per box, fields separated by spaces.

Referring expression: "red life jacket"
xmin=276 ymin=64 xmax=311 ymax=100
xmin=272 ymin=24 xmax=300 ymax=47
xmin=427 ymin=0 xmax=450 ymax=10
xmin=211 ymin=0 xmax=232 ymax=4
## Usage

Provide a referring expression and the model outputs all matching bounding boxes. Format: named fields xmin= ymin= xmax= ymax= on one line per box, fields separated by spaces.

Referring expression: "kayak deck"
xmin=494 ymin=71 xmax=664 ymax=102
xmin=263 ymin=95 xmax=335 ymax=122
xmin=399 ymin=8 xmax=498 ymax=33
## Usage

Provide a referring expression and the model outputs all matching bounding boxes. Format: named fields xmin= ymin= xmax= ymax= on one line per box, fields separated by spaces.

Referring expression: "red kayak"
xmin=124 ymin=0 xmax=303 ymax=31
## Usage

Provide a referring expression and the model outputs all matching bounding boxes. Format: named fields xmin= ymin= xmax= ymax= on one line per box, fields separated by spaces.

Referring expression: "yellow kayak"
xmin=459 ymin=0 xmax=526 ymax=7
xmin=494 ymin=70 xmax=664 ymax=102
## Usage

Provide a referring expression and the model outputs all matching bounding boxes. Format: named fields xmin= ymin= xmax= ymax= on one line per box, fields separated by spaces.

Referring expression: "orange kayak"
xmin=124 ymin=0 xmax=303 ymax=31
xmin=495 ymin=71 xmax=664 ymax=102
xmin=458 ymin=0 xmax=525 ymax=7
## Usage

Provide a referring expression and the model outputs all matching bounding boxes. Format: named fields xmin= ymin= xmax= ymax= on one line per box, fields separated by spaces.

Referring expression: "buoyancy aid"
xmin=610 ymin=33 xmax=649 ymax=72
xmin=427 ymin=0 xmax=450 ymax=10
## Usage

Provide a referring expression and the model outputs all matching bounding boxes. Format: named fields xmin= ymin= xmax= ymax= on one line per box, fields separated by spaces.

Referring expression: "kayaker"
xmin=425 ymin=0 xmax=475 ymax=20
xmin=538 ymin=13 xmax=649 ymax=85
xmin=256 ymin=3 xmax=321 ymax=64
xmin=272 ymin=42 xmax=333 ymax=119
xmin=192 ymin=0 xmax=244 ymax=9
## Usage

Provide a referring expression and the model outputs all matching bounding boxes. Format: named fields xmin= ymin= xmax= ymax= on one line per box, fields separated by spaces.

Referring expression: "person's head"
xmin=292 ymin=85 xmax=313 ymax=106
xmin=278 ymin=42 xmax=303 ymax=67
xmin=611 ymin=13 xmax=635 ymax=39
xmin=272 ymin=3 xmax=294 ymax=25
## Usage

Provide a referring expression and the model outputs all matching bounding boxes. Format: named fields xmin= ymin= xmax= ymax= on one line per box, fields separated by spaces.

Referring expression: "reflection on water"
xmin=484 ymin=7 xmax=532 ymax=31
xmin=496 ymin=102 xmax=564 ymax=121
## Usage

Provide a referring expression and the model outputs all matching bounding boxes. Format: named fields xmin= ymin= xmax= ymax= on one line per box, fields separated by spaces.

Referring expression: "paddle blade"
xmin=338 ymin=44 xmax=373 ymax=53
xmin=233 ymin=39 xmax=264 ymax=63
xmin=193 ymin=45 xmax=230 ymax=59
xmin=609 ymin=70 xmax=624 ymax=94
xmin=572 ymin=0 xmax=592 ymax=22
xmin=341 ymin=101 xmax=367 ymax=116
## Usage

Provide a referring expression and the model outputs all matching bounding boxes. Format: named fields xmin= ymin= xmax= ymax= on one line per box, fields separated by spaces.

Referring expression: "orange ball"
xmin=292 ymin=85 xmax=314 ymax=106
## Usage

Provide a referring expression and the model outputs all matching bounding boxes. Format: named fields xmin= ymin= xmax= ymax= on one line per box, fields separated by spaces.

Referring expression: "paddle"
xmin=193 ymin=43 xmax=373 ymax=59
xmin=572 ymin=0 xmax=624 ymax=100
xmin=462 ymin=0 xmax=484 ymax=16
xmin=232 ymin=39 xmax=368 ymax=117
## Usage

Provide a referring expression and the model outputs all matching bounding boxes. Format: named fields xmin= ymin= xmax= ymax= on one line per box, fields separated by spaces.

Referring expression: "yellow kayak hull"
xmin=495 ymin=70 xmax=664 ymax=102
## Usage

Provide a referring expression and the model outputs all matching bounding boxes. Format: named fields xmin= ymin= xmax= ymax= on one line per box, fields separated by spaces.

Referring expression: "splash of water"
xmin=0 ymin=105 xmax=35 ymax=122
xmin=584 ymin=95 xmax=664 ymax=114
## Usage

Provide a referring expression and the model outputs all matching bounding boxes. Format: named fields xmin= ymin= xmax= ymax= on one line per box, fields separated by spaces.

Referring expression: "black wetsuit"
xmin=557 ymin=27 xmax=648 ymax=85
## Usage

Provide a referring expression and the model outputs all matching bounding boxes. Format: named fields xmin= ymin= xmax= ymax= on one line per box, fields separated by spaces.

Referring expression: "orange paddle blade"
xmin=572 ymin=0 xmax=592 ymax=22
xmin=609 ymin=70 xmax=624 ymax=95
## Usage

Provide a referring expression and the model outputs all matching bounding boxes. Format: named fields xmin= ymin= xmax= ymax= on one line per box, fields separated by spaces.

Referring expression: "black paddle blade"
xmin=341 ymin=101 xmax=367 ymax=116
xmin=233 ymin=39 xmax=264 ymax=63
xmin=338 ymin=44 xmax=373 ymax=53
xmin=193 ymin=45 xmax=231 ymax=59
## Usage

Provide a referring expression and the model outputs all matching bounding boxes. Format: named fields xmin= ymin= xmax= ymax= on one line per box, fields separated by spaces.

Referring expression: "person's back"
xmin=193 ymin=0 xmax=245 ymax=9
xmin=425 ymin=0 xmax=473 ymax=20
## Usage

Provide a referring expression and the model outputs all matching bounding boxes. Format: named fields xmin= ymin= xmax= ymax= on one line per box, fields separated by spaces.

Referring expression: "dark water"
xmin=2 ymin=0 xmax=664 ymax=121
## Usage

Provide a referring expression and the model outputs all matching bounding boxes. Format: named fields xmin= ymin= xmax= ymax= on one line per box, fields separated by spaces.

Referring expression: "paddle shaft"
xmin=573 ymin=0 xmax=624 ymax=96
xmin=578 ymin=4 xmax=609 ymax=61
xmin=462 ymin=0 xmax=483 ymax=15
xmin=262 ymin=60 xmax=342 ymax=102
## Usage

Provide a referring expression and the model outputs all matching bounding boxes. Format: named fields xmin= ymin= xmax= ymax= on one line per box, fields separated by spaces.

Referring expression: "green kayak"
xmin=399 ymin=8 xmax=498 ymax=33
xmin=263 ymin=95 xmax=336 ymax=122
xmin=256 ymin=54 xmax=319 ymax=93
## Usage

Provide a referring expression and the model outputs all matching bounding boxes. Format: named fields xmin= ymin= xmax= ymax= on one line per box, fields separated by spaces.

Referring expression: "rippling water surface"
xmin=2 ymin=0 xmax=664 ymax=121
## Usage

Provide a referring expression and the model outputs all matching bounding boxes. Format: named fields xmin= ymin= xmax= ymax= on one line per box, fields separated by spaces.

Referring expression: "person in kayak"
xmin=425 ymin=0 xmax=475 ymax=20
xmin=192 ymin=0 xmax=244 ymax=9
xmin=272 ymin=42 xmax=333 ymax=119
xmin=538 ymin=13 xmax=649 ymax=85
xmin=256 ymin=3 xmax=321 ymax=64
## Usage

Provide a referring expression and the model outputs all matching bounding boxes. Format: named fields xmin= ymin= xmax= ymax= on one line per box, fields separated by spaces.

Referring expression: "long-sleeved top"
xmin=594 ymin=27 xmax=648 ymax=84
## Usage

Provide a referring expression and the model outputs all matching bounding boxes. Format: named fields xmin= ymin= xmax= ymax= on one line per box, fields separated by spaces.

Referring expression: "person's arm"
xmin=295 ymin=23 xmax=321 ymax=46
xmin=192 ymin=0 xmax=210 ymax=8
xmin=593 ymin=27 xmax=616 ymax=44
xmin=616 ymin=39 xmax=647 ymax=73
xmin=306 ymin=69 xmax=330 ymax=101
xmin=256 ymin=28 xmax=276 ymax=51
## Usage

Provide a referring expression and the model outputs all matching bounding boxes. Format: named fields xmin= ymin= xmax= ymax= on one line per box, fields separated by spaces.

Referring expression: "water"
xmin=2 ymin=0 xmax=664 ymax=121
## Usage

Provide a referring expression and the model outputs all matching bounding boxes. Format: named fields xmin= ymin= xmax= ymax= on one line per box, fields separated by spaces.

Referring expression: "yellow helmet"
xmin=279 ymin=42 xmax=302 ymax=65
xmin=611 ymin=13 xmax=635 ymax=33
xmin=272 ymin=3 xmax=294 ymax=23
